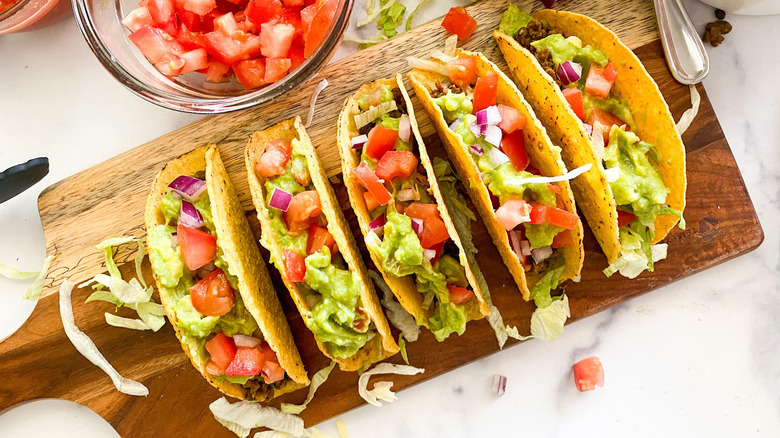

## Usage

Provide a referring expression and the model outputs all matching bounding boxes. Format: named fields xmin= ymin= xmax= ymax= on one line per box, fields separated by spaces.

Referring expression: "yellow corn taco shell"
xmin=246 ymin=116 xmax=399 ymax=372
xmin=407 ymin=49 xmax=584 ymax=301
xmin=145 ymin=145 xmax=309 ymax=401
xmin=494 ymin=10 xmax=686 ymax=261
xmin=337 ymin=74 xmax=490 ymax=331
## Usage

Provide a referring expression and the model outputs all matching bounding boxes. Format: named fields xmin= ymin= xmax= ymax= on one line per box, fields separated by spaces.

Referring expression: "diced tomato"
xmin=447 ymin=285 xmax=474 ymax=305
xmin=177 ymin=25 xmax=209 ymax=49
xmin=547 ymin=184 xmax=562 ymax=194
xmin=587 ymin=107 xmax=629 ymax=132
xmin=225 ymin=346 xmax=264 ymax=376
xmin=179 ymin=48 xmax=209 ymax=74
xmin=499 ymin=129 xmax=529 ymax=172
xmin=155 ymin=54 xmax=185 ymax=76
xmin=363 ymin=191 xmax=379 ymax=212
xmin=441 ymin=6 xmax=476 ymax=41
xmin=551 ymin=230 xmax=575 ymax=248
xmin=352 ymin=161 xmax=392 ymax=206
xmin=300 ymin=2 xmax=317 ymax=37
xmin=129 ymin=25 xmax=184 ymax=63
xmin=364 ymin=126 xmax=399 ymax=161
xmin=260 ymin=22 xmax=295 ymax=58
xmin=259 ymin=342 xmax=285 ymax=383
xmin=264 ymin=57 xmax=291 ymax=82
xmin=526 ymin=165 xmax=541 ymax=175
xmin=245 ymin=0 xmax=284 ymax=25
xmin=547 ymin=207 xmax=579 ymax=230
xmin=283 ymin=249 xmax=306 ymax=282
xmin=447 ymin=56 xmax=477 ymax=88
xmin=255 ymin=139 xmax=291 ymax=177
xmin=143 ymin=0 xmax=175 ymax=24
xmin=190 ymin=268 xmax=236 ymax=316
xmin=528 ymin=203 xmax=549 ymax=225
xmin=215 ymin=0 xmax=244 ymax=14
xmin=183 ymin=0 xmax=216 ymax=16
xmin=562 ymin=87 xmax=585 ymax=121
xmin=584 ymin=63 xmax=616 ymax=99
xmin=288 ymin=40 xmax=305 ymax=71
xmin=213 ymin=11 xmax=239 ymax=33
xmin=496 ymin=104 xmax=526 ymax=133
xmin=224 ymin=0 xmax=248 ymax=6
xmin=285 ymin=190 xmax=321 ymax=235
xmin=472 ymin=71 xmax=498 ymax=114
xmin=122 ymin=6 xmax=156 ymax=32
xmin=205 ymin=60 xmax=231 ymax=82
xmin=428 ymin=241 xmax=445 ymax=265
xmin=303 ymin=0 xmax=337 ymax=57
xmin=204 ymin=30 xmax=262 ymax=65
xmin=177 ymin=223 xmax=217 ymax=270
xmin=374 ymin=151 xmax=418 ymax=182
xmin=306 ymin=224 xmax=337 ymax=256
xmin=281 ymin=0 xmax=302 ymax=5
xmin=233 ymin=58 xmax=267 ymax=88
xmin=495 ymin=198 xmax=532 ymax=231
xmin=405 ymin=203 xmax=449 ymax=249
xmin=271 ymin=9 xmax=303 ymax=38
xmin=573 ymin=356 xmax=604 ymax=392
xmin=617 ymin=210 xmax=637 ymax=228
xmin=205 ymin=333 xmax=237 ymax=374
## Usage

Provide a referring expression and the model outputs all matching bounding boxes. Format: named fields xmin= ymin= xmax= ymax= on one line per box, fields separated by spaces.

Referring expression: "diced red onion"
xmin=520 ymin=240 xmax=532 ymax=257
xmin=583 ymin=123 xmax=593 ymax=135
xmin=488 ymin=147 xmax=510 ymax=167
xmin=484 ymin=125 xmax=502 ymax=147
xmin=508 ymin=230 xmax=523 ymax=257
xmin=351 ymin=134 xmax=368 ymax=149
xmin=397 ymin=187 xmax=418 ymax=202
xmin=531 ymin=246 xmax=553 ymax=264
xmin=410 ymin=218 xmax=423 ymax=237
xmin=449 ymin=117 xmax=462 ymax=131
xmin=469 ymin=119 xmax=486 ymax=137
xmin=195 ymin=261 xmax=216 ymax=278
xmin=423 ymin=249 xmax=436 ymax=261
xmin=369 ymin=215 xmax=386 ymax=231
xmin=476 ymin=106 xmax=502 ymax=126
xmin=492 ymin=374 xmax=507 ymax=396
xmin=168 ymin=175 xmax=206 ymax=201
xmin=269 ymin=188 xmax=293 ymax=212
xmin=179 ymin=201 xmax=204 ymax=229
xmin=556 ymin=60 xmax=582 ymax=85
xmin=233 ymin=334 xmax=262 ymax=348
xmin=398 ymin=115 xmax=411 ymax=143
xmin=470 ymin=144 xmax=484 ymax=156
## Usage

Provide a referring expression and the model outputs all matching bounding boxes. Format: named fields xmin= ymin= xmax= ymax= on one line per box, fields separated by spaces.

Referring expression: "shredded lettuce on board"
xmin=398 ymin=333 xmax=408 ymax=364
xmin=357 ymin=362 xmax=424 ymax=407
xmin=59 ymin=279 xmax=149 ymax=396
xmin=280 ymin=362 xmax=337 ymax=414
xmin=676 ymin=84 xmax=701 ymax=135
xmin=210 ymin=397 xmax=304 ymax=438
xmin=306 ymin=79 xmax=329 ymax=128
xmin=369 ymin=270 xmax=420 ymax=342
xmin=105 ymin=313 xmax=153 ymax=331
xmin=0 ymin=254 xmax=56 ymax=301
xmin=529 ymin=295 xmax=570 ymax=341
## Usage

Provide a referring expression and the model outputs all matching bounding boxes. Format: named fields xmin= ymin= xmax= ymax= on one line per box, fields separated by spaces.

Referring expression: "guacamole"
xmin=531 ymin=34 xmax=608 ymax=69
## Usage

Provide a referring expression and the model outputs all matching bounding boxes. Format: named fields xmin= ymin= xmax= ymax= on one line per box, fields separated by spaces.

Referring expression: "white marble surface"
xmin=1 ymin=0 xmax=778 ymax=436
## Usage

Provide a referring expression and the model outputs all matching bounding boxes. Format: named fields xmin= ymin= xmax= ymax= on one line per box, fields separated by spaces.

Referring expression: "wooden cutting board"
xmin=0 ymin=0 xmax=763 ymax=436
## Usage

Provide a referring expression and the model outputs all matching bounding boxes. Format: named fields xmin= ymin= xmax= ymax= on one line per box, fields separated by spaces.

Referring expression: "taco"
xmin=337 ymin=74 xmax=491 ymax=342
xmin=145 ymin=145 xmax=309 ymax=401
xmin=407 ymin=48 xmax=584 ymax=306
xmin=494 ymin=6 xmax=685 ymax=278
xmin=245 ymin=116 xmax=399 ymax=372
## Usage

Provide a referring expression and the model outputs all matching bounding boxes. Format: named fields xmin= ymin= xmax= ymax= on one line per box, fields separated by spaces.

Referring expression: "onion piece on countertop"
xmin=492 ymin=374 xmax=507 ymax=396
xmin=476 ymin=105 xmax=502 ymax=126
xmin=233 ymin=334 xmax=262 ymax=348
xmin=484 ymin=124 xmax=502 ymax=147
xmin=369 ymin=215 xmax=386 ymax=231
xmin=179 ymin=201 xmax=205 ymax=229
xmin=410 ymin=218 xmax=423 ymax=237
xmin=531 ymin=246 xmax=553 ymax=264
xmin=398 ymin=115 xmax=411 ymax=143
xmin=269 ymin=188 xmax=293 ymax=212
xmin=168 ymin=175 xmax=206 ymax=201
xmin=351 ymin=134 xmax=368 ymax=149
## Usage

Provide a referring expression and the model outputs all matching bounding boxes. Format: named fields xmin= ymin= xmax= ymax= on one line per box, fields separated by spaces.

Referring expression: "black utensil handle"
xmin=0 ymin=157 xmax=50 ymax=204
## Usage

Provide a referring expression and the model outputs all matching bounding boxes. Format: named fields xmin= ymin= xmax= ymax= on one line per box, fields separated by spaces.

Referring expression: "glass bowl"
xmin=71 ymin=0 xmax=353 ymax=113
xmin=1 ymin=0 xmax=62 ymax=34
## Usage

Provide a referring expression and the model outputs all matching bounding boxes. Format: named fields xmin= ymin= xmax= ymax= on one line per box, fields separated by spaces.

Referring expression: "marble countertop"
xmin=1 ymin=0 xmax=778 ymax=436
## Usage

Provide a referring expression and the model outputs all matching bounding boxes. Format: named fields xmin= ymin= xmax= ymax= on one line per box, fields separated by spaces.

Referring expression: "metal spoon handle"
xmin=654 ymin=0 xmax=710 ymax=84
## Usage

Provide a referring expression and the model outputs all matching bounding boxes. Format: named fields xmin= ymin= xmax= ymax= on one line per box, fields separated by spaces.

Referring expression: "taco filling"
xmin=500 ymin=6 xmax=684 ymax=277
xmin=349 ymin=82 xmax=478 ymax=341
xmin=256 ymin=137 xmax=376 ymax=358
xmin=428 ymin=55 xmax=577 ymax=306
xmin=148 ymin=174 xmax=288 ymax=389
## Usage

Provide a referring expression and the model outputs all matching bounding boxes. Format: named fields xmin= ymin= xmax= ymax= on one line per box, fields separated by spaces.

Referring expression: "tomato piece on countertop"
xmin=495 ymin=198 xmax=532 ymax=231
xmin=497 ymin=104 xmax=527 ymax=134
xmin=584 ymin=63 xmax=617 ymax=99
xmin=255 ymin=139 xmax=291 ymax=178
xmin=472 ymin=71 xmax=498 ymax=114
xmin=283 ymin=248 xmax=306 ymax=282
xmin=573 ymin=356 xmax=604 ymax=392
xmin=352 ymin=161 xmax=393 ymax=206
xmin=177 ymin=223 xmax=217 ymax=270
xmin=441 ymin=6 xmax=476 ymax=41
xmin=364 ymin=125 xmax=399 ymax=162
xmin=562 ymin=87 xmax=585 ymax=121
xmin=447 ymin=285 xmax=474 ymax=305
xmin=205 ymin=333 xmax=237 ymax=375
xmin=306 ymin=223 xmax=338 ymax=256
xmin=225 ymin=346 xmax=265 ymax=377
xmin=191 ymin=268 xmax=236 ymax=317
xmin=547 ymin=207 xmax=579 ymax=230
xmin=617 ymin=209 xmax=637 ymax=228
xmin=499 ymin=129 xmax=529 ymax=172
xmin=285 ymin=190 xmax=322 ymax=236
xmin=374 ymin=150 xmax=418 ymax=182
xmin=447 ymin=56 xmax=477 ymax=88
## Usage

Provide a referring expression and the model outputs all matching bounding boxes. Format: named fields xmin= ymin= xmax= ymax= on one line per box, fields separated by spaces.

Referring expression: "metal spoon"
xmin=653 ymin=0 xmax=710 ymax=84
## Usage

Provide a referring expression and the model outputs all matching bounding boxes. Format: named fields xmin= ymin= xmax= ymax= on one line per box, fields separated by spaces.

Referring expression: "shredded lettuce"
xmin=105 ymin=313 xmax=153 ymax=331
xmin=676 ymin=84 xmax=701 ymax=135
xmin=604 ymin=222 xmax=657 ymax=278
xmin=398 ymin=334 xmax=408 ymax=364
xmin=405 ymin=0 xmax=431 ymax=31
xmin=336 ymin=420 xmax=350 ymax=438
xmin=504 ymin=163 xmax=592 ymax=186
xmin=280 ymin=362 xmax=337 ymax=414
xmin=407 ymin=56 xmax=449 ymax=76
xmin=369 ymin=270 xmax=420 ymax=341
xmin=529 ymin=295 xmax=570 ymax=341
xmin=530 ymin=257 xmax=565 ymax=308
xmin=210 ymin=397 xmax=304 ymax=438
xmin=357 ymin=362 xmax=424 ymax=407
xmin=377 ymin=3 xmax=406 ymax=37
xmin=357 ymin=0 xmax=396 ymax=27
xmin=1 ymin=254 xmax=56 ymax=301
xmin=0 ymin=264 xmax=38 ymax=279
xmin=354 ymin=100 xmax=397 ymax=130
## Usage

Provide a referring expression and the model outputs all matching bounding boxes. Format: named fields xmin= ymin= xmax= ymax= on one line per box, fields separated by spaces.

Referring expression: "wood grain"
xmin=0 ymin=0 xmax=763 ymax=436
